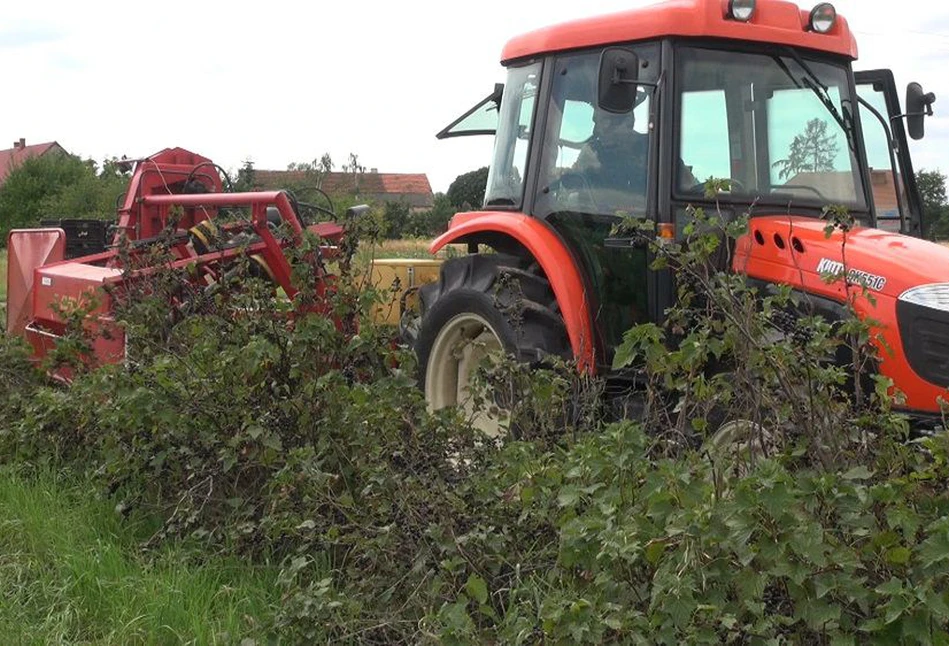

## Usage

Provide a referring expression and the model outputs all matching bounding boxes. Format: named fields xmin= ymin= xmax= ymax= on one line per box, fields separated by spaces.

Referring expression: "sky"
xmin=2 ymin=0 xmax=949 ymax=194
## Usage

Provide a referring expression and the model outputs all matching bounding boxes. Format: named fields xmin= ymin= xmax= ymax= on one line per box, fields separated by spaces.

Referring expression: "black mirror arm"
xmin=891 ymin=108 xmax=934 ymax=124
xmin=611 ymin=79 xmax=659 ymax=89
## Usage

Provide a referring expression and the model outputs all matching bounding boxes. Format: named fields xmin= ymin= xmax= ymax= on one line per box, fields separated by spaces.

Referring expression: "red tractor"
xmin=416 ymin=0 xmax=943 ymax=429
xmin=6 ymin=0 xmax=945 ymax=436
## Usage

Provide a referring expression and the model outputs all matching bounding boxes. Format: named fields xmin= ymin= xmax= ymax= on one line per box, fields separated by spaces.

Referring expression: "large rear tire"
xmin=413 ymin=254 xmax=570 ymax=437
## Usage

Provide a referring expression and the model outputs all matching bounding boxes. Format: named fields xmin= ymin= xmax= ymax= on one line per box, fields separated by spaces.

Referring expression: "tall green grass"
xmin=0 ymin=468 xmax=280 ymax=644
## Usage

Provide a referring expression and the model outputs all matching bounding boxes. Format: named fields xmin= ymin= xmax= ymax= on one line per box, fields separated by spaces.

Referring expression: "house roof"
xmin=787 ymin=169 xmax=901 ymax=216
xmin=867 ymin=169 xmax=900 ymax=214
xmin=0 ymin=141 xmax=63 ymax=184
xmin=254 ymin=170 xmax=434 ymax=207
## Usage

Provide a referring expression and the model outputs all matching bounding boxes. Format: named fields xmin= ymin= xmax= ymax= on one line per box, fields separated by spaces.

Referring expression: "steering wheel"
xmin=769 ymin=183 xmax=830 ymax=201
xmin=549 ymin=171 xmax=600 ymax=212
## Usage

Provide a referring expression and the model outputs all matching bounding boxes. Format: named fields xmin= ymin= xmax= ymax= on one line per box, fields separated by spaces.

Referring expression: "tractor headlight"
xmin=899 ymin=283 xmax=949 ymax=312
xmin=809 ymin=3 xmax=837 ymax=33
xmin=728 ymin=0 xmax=756 ymax=22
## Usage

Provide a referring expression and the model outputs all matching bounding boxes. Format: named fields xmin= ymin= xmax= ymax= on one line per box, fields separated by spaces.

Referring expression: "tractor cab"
xmin=435 ymin=0 xmax=935 ymax=370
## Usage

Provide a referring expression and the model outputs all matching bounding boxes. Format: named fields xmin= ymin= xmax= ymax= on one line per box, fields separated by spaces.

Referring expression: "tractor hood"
xmin=735 ymin=215 xmax=949 ymax=300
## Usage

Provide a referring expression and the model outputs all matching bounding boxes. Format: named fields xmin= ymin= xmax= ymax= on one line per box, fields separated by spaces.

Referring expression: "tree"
xmin=447 ymin=166 xmax=489 ymax=209
xmin=342 ymin=152 xmax=366 ymax=193
xmin=917 ymin=168 xmax=949 ymax=238
xmin=318 ymin=153 xmax=334 ymax=175
xmin=773 ymin=118 xmax=838 ymax=180
xmin=234 ymin=159 xmax=256 ymax=192
xmin=40 ymin=162 xmax=128 ymax=221
xmin=382 ymin=201 xmax=410 ymax=239
xmin=0 ymin=153 xmax=125 ymax=242
xmin=286 ymin=152 xmax=334 ymax=189
xmin=405 ymin=193 xmax=457 ymax=238
xmin=283 ymin=152 xmax=337 ymax=207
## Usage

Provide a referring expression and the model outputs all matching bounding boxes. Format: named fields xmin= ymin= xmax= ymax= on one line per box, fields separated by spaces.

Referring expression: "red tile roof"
xmin=254 ymin=170 xmax=434 ymax=208
xmin=787 ymin=169 xmax=902 ymax=215
xmin=867 ymin=169 xmax=900 ymax=213
xmin=0 ymin=140 xmax=64 ymax=185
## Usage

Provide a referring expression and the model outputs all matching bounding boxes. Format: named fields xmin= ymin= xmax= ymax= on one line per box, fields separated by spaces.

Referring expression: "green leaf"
xmin=645 ymin=540 xmax=666 ymax=566
xmin=465 ymin=574 xmax=488 ymax=606
xmin=261 ymin=433 xmax=283 ymax=452
xmin=885 ymin=546 xmax=911 ymax=566
xmin=873 ymin=531 xmax=901 ymax=549
xmin=830 ymin=635 xmax=855 ymax=646
xmin=557 ymin=485 xmax=580 ymax=508
xmin=605 ymin=617 xmax=627 ymax=634
xmin=902 ymin=608 xmax=931 ymax=642
xmin=665 ymin=594 xmax=696 ymax=628
xmin=884 ymin=595 xmax=910 ymax=625
xmin=925 ymin=590 xmax=949 ymax=620
xmin=919 ymin=526 xmax=949 ymax=569
xmin=801 ymin=597 xmax=841 ymax=629
xmin=441 ymin=599 xmax=475 ymax=634
xmin=813 ymin=574 xmax=837 ymax=600
xmin=875 ymin=578 xmax=905 ymax=597
xmin=842 ymin=466 xmax=873 ymax=481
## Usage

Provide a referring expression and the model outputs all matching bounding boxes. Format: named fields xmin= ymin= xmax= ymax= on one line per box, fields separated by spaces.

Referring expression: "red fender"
xmin=430 ymin=211 xmax=596 ymax=371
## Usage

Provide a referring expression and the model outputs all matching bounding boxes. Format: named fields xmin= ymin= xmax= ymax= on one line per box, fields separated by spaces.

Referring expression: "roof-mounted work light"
xmin=809 ymin=3 xmax=837 ymax=33
xmin=728 ymin=0 xmax=756 ymax=22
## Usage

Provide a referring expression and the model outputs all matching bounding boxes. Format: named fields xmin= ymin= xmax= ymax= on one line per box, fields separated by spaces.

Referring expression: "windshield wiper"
xmin=485 ymin=197 xmax=516 ymax=207
xmin=776 ymin=47 xmax=856 ymax=152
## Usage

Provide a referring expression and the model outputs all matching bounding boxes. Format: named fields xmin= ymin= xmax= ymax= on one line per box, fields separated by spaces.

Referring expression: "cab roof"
xmin=501 ymin=0 xmax=858 ymax=64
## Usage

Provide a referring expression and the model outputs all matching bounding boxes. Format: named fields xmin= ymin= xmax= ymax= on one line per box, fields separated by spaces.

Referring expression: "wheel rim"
xmin=703 ymin=419 xmax=774 ymax=478
xmin=425 ymin=313 xmax=507 ymax=438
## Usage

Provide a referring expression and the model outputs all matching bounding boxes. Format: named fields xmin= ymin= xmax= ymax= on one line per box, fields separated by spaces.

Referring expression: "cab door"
xmin=854 ymin=69 xmax=925 ymax=237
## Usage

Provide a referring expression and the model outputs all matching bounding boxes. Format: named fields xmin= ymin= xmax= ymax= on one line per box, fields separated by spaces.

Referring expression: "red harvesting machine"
xmin=5 ymin=147 xmax=353 ymax=370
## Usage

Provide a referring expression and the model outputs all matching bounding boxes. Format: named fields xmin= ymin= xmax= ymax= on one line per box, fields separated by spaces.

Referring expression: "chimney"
xmin=370 ymin=168 xmax=378 ymax=174
xmin=13 ymin=138 xmax=25 ymax=150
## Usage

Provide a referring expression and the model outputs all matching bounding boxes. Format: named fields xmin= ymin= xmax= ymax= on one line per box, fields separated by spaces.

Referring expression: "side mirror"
xmin=906 ymin=82 xmax=936 ymax=140
xmin=598 ymin=48 xmax=640 ymax=114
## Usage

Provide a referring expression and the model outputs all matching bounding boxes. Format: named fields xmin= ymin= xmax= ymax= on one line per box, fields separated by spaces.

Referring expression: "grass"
xmin=354 ymin=237 xmax=463 ymax=269
xmin=0 ymin=467 xmax=281 ymax=644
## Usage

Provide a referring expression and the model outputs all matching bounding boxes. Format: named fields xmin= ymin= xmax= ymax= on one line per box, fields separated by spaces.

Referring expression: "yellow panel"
xmin=367 ymin=258 xmax=443 ymax=326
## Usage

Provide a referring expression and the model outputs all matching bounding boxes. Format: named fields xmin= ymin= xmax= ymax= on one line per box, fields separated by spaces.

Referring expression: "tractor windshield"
xmin=676 ymin=45 xmax=867 ymax=212
xmin=484 ymin=62 xmax=542 ymax=208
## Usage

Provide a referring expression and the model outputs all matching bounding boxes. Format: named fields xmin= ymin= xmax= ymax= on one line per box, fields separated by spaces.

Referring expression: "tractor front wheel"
xmin=413 ymin=254 xmax=570 ymax=437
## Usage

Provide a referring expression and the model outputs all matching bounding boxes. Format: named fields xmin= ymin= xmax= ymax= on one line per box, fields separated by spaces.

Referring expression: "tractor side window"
xmin=551 ymin=100 xmax=595 ymax=168
xmin=857 ymin=87 xmax=905 ymax=232
xmin=536 ymin=48 xmax=656 ymax=219
xmin=485 ymin=62 xmax=541 ymax=208
xmin=679 ymin=90 xmax=730 ymax=188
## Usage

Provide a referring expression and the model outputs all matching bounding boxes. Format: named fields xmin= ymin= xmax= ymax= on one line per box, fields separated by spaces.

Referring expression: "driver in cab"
xmin=573 ymin=106 xmax=696 ymax=211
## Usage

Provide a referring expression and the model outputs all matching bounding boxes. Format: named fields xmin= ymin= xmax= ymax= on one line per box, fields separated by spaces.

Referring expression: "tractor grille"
xmin=897 ymin=300 xmax=949 ymax=388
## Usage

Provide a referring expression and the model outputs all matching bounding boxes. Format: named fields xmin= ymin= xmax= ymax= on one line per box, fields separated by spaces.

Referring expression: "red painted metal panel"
xmin=733 ymin=216 xmax=949 ymax=414
xmin=501 ymin=0 xmax=858 ymax=63
xmin=430 ymin=211 xmax=597 ymax=371
xmin=6 ymin=229 xmax=65 ymax=335
xmin=33 ymin=263 xmax=122 ymax=324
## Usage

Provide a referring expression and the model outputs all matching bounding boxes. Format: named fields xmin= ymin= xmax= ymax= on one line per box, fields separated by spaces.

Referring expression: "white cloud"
xmin=2 ymin=0 xmax=947 ymax=192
